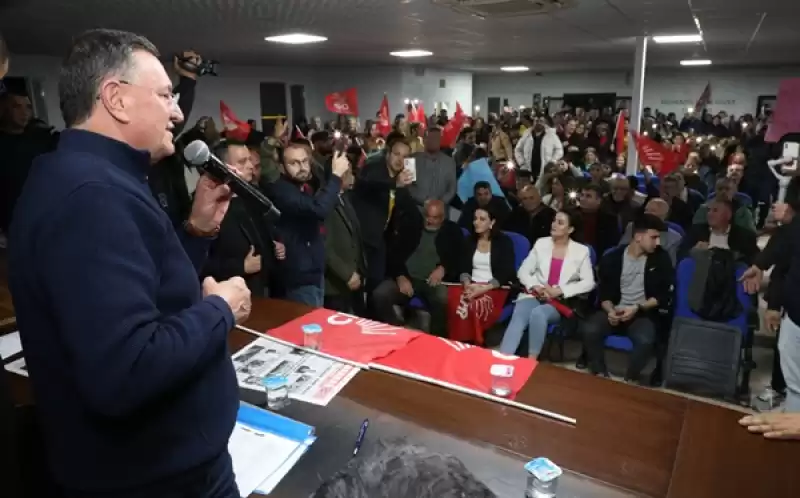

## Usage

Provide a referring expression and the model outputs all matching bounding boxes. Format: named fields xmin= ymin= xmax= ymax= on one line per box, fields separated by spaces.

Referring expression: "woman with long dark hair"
xmin=499 ymin=209 xmax=595 ymax=357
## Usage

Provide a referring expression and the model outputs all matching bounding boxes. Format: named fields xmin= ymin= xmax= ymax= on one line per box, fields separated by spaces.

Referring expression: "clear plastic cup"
xmin=490 ymin=364 xmax=514 ymax=397
xmin=302 ymin=323 xmax=323 ymax=350
xmin=524 ymin=457 xmax=562 ymax=498
xmin=262 ymin=375 xmax=290 ymax=410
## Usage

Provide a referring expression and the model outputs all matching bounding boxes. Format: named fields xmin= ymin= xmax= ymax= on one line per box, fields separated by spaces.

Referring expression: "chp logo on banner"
xmin=374 ymin=335 xmax=537 ymax=400
xmin=267 ymin=308 xmax=420 ymax=364
xmin=219 ymin=100 xmax=251 ymax=142
xmin=630 ymin=131 xmax=681 ymax=178
xmin=325 ymin=88 xmax=359 ymax=116
xmin=446 ymin=285 xmax=509 ymax=345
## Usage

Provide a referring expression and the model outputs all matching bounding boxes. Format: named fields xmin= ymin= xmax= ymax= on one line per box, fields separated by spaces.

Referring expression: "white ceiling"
xmin=1 ymin=0 xmax=798 ymax=72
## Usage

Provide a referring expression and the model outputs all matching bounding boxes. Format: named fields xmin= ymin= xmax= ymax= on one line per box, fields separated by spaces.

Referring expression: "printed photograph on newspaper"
xmin=232 ymin=337 xmax=359 ymax=406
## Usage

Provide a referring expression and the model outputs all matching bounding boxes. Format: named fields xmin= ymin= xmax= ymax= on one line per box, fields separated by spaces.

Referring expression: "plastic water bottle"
xmin=262 ymin=375 xmax=290 ymax=410
xmin=525 ymin=457 xmax=562 ymax=498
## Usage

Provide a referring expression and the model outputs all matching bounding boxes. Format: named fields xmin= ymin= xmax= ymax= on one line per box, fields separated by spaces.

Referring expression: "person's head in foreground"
xmin=310 ymin=441 xmax=496 ymax=498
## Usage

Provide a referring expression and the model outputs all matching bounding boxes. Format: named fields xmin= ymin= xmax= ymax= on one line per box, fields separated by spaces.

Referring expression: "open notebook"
xmin=229 ymin=402 xmax=316 ymax=497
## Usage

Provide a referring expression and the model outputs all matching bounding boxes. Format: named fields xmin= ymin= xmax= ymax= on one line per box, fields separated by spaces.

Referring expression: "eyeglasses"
xmin=119 ymin=80 xmax=180 ymax=109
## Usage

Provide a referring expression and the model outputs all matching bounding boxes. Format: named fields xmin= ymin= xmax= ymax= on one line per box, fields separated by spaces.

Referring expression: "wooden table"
xmin=4 ymin=298 xmax=800 ymax=497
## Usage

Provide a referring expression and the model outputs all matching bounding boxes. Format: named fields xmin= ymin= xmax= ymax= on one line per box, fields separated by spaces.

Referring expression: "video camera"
xmin=175 ymin=54 xmax=219 ymax=77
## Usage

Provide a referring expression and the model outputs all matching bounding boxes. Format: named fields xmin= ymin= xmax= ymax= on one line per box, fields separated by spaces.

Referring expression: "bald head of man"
xmin=423 ymin=199 xmax=446 ymax=231
xmin=644 ymin=197 xmax=670 ymax=222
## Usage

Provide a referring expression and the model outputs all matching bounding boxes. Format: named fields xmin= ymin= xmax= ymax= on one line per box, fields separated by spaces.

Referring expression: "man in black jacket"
xmin=351 ymin=134 xmax=415 ymax=305
xmin=204 ymin=141 xmax=282 ymax=297
xmin=263 ymin=142 xmax=350 ymax=306
xmin=458 ymin=180 xmax=511 ymax=230
xmin=583 ymin=214 xmax=674 ymax=381
xmin=374 ymin=200 xmax=464 ymax=335
xmin=678 ymin=198 xmax=759 ymax=265
xmin=501 ymin=184 xmax=555 ymax=245
xmin=660 ymin=174 xmax=695 ymax=230
xmin=324 ymin=166 xmax=366 ymax=313
xmin=578 ymin=184 xmax=620 ymax=258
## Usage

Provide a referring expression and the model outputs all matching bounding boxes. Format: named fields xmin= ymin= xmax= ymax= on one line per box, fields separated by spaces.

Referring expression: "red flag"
xmin=294 ymin=125 xmax=306 ymax=140
xmin=446 ymin=285 xmax=509 ymax=345
xmin=411 ymin=102 xmax=427 ymax=132
xmin=631 ymin=131 xmax=681 ymax=178
xmin=694 ymin=82 xmax=712 ymax=113
xmin=376 ymin=94 xmax=391 ymax=137
xmin=325 ymin=88 xmax=359 ymax=116
xmin=441 ymin=102 xmax=466 ymax=148
xmin=219 ymin=101 xmax=251 ymax=142
xmin=374 ymin=335 xmax=537 ymax=400
xmin=614 ymin=111 xmax=626 ymax=156
xmin=267 ymin=308 xmax=421 ymax=364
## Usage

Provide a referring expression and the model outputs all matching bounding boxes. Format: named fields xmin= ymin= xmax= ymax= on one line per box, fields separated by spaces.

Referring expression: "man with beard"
xmin=263 ymin=141 xmax=351 ymax=306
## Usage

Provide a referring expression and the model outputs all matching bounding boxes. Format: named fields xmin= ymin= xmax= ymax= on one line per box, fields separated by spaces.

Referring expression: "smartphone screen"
xmin=783 ymin=142 xmax=799 ymax=160
xmin=404 ymin=157 xmax=417 ymax=182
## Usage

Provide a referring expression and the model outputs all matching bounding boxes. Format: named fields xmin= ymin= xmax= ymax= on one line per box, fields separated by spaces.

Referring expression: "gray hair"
xmin=310 ymin=440 xmax=496 ymax=498
xmin=59 ymin=29 xmax=159 ymax=127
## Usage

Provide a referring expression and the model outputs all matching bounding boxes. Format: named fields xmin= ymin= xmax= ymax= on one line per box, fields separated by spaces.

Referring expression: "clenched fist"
xmin=203 ymin=276 xmax=252 ymax=324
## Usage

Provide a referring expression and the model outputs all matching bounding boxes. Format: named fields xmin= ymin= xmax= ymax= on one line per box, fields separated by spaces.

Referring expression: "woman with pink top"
xmin=499 ymin=210 xmax=595 ymax=358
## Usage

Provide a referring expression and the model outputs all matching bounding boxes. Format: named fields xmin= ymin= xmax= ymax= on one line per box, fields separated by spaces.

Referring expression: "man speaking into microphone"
xmin=8 ymin=29 xmax=249 ymax=498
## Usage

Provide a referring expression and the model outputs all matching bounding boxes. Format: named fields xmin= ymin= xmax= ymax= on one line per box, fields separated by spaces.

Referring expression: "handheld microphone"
xmin=183 ymin=140 xmax=281 ymax=218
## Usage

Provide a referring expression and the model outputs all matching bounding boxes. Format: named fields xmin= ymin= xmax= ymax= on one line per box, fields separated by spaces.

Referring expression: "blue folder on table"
xmin=230 ymin=402 xmax=316 ymax=496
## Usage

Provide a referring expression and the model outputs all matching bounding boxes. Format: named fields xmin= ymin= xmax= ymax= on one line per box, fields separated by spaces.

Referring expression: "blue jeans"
xmin=499 ymin=298 xmax=561 ymax=357
xmin=779 ymin=315 xmax=800 ymax=412
xmin=286 ymin=284 xmax=324 ymax=307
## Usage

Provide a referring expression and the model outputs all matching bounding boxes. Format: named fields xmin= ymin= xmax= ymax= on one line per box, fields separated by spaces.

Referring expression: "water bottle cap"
xmin=262 ymin=375 xmax=289 ymax=388
xmin=301 ymin=323 xmax=323 ymax=334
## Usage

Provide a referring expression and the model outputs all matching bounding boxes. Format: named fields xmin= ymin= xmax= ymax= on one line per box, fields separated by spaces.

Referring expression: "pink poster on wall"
xmin=766 ymin=78 xmax=800 ymax=143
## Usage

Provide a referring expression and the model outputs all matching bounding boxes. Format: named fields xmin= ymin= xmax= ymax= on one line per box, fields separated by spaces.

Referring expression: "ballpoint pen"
xmin=352 ymin=418 xmax=369 ymax=457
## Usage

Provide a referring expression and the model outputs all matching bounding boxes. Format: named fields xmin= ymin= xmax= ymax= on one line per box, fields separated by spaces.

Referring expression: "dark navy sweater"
xmin=8 ymin=130 xmax=239 ymax=493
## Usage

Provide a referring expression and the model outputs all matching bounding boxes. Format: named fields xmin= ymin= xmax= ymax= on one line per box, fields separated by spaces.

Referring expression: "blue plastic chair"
xmin=498 ymin=231 xmax=531 ymax=322
xmin=687 ymin=188 xmax=706 ymax=202
xmin=666 ymin=221 xmax=685 ymax=237
xmin=461 ymin=227 xmax=469 ymax=237
xmin=595 ymin=246 xmax=635 ymax=351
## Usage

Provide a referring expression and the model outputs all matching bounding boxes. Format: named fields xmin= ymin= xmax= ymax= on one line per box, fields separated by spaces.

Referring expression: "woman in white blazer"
xmin=499 ymin=210 xmax=596 ymax=358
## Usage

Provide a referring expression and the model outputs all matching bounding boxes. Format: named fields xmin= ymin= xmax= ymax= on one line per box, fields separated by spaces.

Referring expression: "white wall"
xmin=473 ymin=67 xmax=800 ymax=118
xmin=6 ymin=54 xmax=471 ymax=130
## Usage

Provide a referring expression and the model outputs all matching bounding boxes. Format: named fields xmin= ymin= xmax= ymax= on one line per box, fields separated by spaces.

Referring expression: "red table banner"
xmin=267 ymin=308 xmax=421 ymax=364
xmin=374 ymin=335 xmax=537 ymax=400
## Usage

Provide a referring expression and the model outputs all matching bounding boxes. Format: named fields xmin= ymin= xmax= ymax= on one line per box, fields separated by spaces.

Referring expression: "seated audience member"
xmin=458 ymin=181 xmax=511 ymax=230
xmin=629 ymin=175 xmax=648 ymax=207
xmin=503 ymin=169 xmax=533 ymax=209
xmin=681 ymin=152 xmax=709 ymax=197
xmin=263 ymin=143 xmax=350 ymax=306
xmin=502 ymin=185 xmax=556 ymax=245
xmin=499 ymin=210 xmax=595 ymax=357
xmin=674 ymin=171 xmax=705 ymax=212
xmin=583 ymin=214 xmax=674 ymax=381
xmin=408 ymin=122 xmax=424 ymax=154
xmin=727 ymin=152 xmax=751 ymax=198
xmin=324 ymin=166 xmax=366 ymax=313
xmin=660 ymin=173 xmax=695 ymax=230
xmin=310 ymin=441 xmax=496 ymax=498
xmin=578 ymin=184 xmax=620 ymax=258
xmin=620 ymin=198 xmax=682 ymax=266
xmin=204 ymin=141 xmax=280 ymax=297
xmin=409 ymin=127 xmax=457 ymax=209
xmin=603 ymin=174 xmax=639 ymax=231
xmin=679 ymin=198 xmax=759 ymax=265
xmin=457 ymin=206 xmax=517 ymax=341
xmin=374 ymin=200 xmax=464 ymax=335
xmin=693 ymin=177 xmax=756 ymax=232
xmin=541 ymin=174 xmax=577 ymax=211
xmin=587 ymin=162 xmax=609 ymax=195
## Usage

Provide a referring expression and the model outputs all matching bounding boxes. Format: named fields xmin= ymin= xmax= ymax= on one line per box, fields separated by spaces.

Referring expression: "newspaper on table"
xmin=232 ymin=337 xmax=359 ymax=406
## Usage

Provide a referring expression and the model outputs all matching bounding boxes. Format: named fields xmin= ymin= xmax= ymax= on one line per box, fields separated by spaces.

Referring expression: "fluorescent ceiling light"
xmin=680 ymin=59 xmax=712 ymax=66
xmin=390 ymin=50 xmax=433 ymax=58
xmin=501 ymin=66 xmax=529 ymax=72
xmin=653 ymin=34 xmax=702 ymax=44
xmin=265 ymin=33 xmax=327 ymax=44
